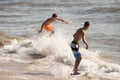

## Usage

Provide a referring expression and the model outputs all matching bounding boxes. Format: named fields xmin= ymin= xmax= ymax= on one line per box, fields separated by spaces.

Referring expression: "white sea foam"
xmin=28 ymin=32 xmax=120 ymax=79
xmin=0 ymin=32 xmax=120 ymax=80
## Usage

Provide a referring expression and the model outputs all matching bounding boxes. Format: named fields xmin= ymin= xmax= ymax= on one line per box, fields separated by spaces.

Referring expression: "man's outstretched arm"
xmin=57 ymin=18 xmax=68 ymax=24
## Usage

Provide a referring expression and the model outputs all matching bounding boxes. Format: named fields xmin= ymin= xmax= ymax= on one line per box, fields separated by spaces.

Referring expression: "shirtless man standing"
xmin=71 ymin=21 xmax=90 ymax=75
xmin=38 ymin=13 xmax=68 ymax=35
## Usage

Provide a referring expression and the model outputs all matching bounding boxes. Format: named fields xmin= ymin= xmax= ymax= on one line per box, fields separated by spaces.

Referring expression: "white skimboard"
xmin=70 ymin=70 xmax=87 ymax=76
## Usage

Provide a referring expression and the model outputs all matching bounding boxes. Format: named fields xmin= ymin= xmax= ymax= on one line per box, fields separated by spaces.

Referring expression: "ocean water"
xmin=0 ymin=0 xmax=120 ymax=80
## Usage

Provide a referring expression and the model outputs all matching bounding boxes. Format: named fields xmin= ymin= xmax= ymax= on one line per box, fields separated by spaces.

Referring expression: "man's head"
xmin=83 ymin=21 xmax=90 ymax=30
xmin=52 ymin=13 xmax=57 ymax=18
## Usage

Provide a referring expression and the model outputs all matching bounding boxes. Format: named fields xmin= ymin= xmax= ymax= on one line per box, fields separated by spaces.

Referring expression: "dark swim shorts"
xmin=71 ymin=41 xmax=81 ymax=59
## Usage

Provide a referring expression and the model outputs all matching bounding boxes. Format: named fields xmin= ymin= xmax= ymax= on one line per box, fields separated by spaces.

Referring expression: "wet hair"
xmin=52 ymin=13 xmax=57 ymax=18
xmin=84 ymin=21 xmax=90 ymax=27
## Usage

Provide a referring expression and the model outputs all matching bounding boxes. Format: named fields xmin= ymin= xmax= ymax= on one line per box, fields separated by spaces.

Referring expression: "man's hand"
xmin=65 ymin=21 xmax=69 ymax=24
xmin=86 ymin=45 xmax=88 ymax=50
xmin=38 ymin=30 xmax=41 ymax=33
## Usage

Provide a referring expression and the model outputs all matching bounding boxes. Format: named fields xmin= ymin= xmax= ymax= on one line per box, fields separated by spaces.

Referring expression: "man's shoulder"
xmin=43 ymin=18 xmax=51 ymax=23
xmin=78 ymin=28 xmax=84 ymax=32
xmin=46 ymin=18 xmax=51 ymax=21
xmin=77 ymin=29 xmax=84 ymax=34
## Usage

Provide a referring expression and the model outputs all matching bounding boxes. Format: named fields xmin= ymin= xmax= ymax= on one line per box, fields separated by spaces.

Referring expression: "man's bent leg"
xmin=74 ymin=57 xmax=82 ymax=74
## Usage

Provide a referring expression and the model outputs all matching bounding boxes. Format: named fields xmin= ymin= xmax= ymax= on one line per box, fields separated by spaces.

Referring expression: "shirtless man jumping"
xmin=38 ymin=13 xmax=68 ymax=35
xmin=71 ymin=21 xmax=90 ymax=75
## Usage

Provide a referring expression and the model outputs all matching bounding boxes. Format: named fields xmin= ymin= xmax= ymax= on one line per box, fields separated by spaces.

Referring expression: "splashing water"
xmin=0 ymin=31 xmax=120 ymax=80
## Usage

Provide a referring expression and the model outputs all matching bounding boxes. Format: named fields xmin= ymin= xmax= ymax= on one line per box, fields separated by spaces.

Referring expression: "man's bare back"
xmin=42 ymin=18 xmax=56 ymax=26
xmin=73 ymin=28 xmax=83 ymax=43
xmin=73 ymin=26 xmax=89 ymax=49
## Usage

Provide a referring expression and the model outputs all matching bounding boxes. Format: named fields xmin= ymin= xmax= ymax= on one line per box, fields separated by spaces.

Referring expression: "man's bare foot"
xmin=71 ymin=72 xmax=81 ymax=75
xmin=73 ymin=72 xmax=81 ymax=75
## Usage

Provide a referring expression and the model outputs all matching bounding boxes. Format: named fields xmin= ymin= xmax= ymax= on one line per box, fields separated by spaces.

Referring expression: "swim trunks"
xmin=71 ymin=41 xmax=81 ymax=59
xmin=43 ymin=25 xmax=54 ymax=32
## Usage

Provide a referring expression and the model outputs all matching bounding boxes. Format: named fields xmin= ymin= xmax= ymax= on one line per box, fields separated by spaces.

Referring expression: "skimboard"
xmin=70 ymin=70 xmax=87 ymax=76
